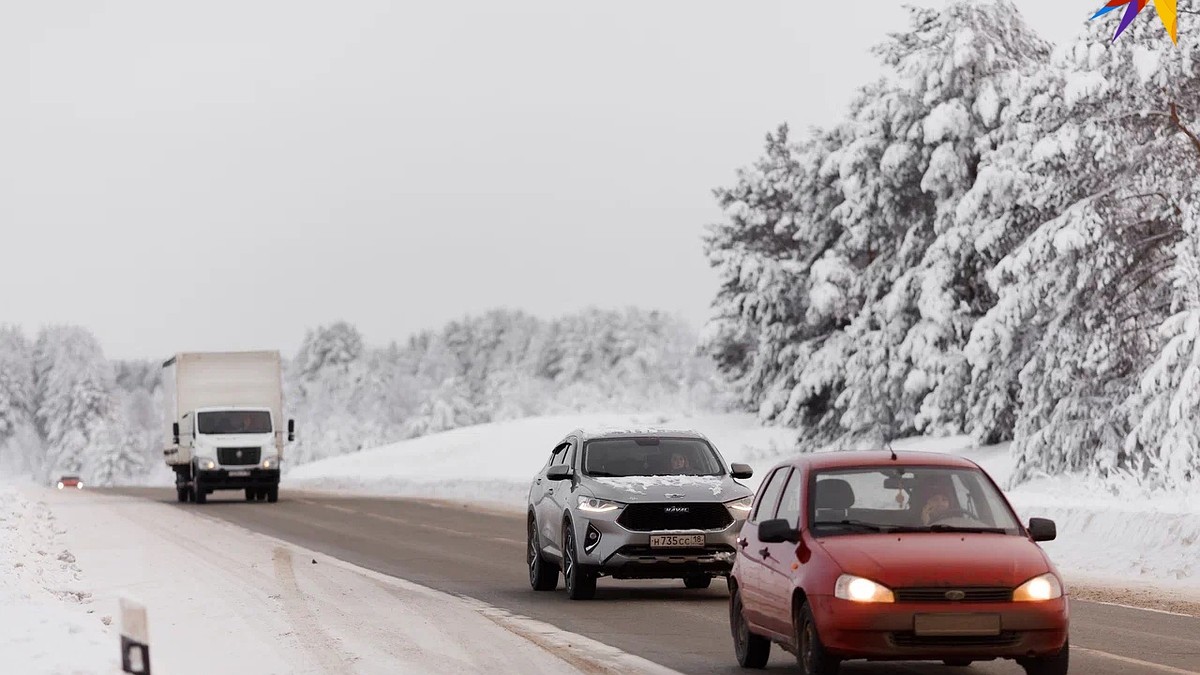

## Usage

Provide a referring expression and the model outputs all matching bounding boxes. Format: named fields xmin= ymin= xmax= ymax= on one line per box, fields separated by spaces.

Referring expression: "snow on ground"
xmin=287 ymin=412 xmax=798 ymax=506
xmin=291 ymin=417 xmax=1199 ymax=601
xmin=1 ymin=482 xmax=678 ymax=675
xmin=0 ymin=483 xmax=117 ymax=674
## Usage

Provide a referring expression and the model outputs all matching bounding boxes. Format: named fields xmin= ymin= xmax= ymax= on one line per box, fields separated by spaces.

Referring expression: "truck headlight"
xmin=725 ymin=496 xmax=754 ymax=517
xmin=1013 ymin=573 xmax=1063 ymax=602
xmin=261 ymin=457 xmax=278 ymax=470
xmin=834 ymin=574 xmax=895 ymax=603
xmin=577 ymin=497 xmax=622 ymax=513
xmin=197 ymin=458 xmax=217 ymax=471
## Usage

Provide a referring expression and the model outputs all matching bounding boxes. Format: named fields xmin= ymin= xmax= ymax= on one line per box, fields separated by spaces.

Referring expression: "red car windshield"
xmin=808 ymin=466 xmax=1022 ymax=536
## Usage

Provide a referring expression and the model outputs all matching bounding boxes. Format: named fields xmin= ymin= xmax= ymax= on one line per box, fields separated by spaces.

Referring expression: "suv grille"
xmin=894 ymin=587 xmax=1013 ymax=603
xmin=617 ymin=503 xmax=733 ymax=532
xmin=217 ymin=447 xmax=261 ymax=466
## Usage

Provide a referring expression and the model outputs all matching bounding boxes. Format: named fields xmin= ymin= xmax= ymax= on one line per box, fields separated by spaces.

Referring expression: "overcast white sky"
xmin=3 ymin=1 xmax=1094 ymax=359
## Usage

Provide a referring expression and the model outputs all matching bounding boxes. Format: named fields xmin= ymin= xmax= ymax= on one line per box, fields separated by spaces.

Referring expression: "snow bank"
xmin=6 ymin=483 xmax=679 ymax=674
xmin=294 ymin=421 xmax=1198 ymax=598
xmin=287 ymin=412 xmax=798 ymax=507
xmin=0 ymin=483 xmax=119 ymax=674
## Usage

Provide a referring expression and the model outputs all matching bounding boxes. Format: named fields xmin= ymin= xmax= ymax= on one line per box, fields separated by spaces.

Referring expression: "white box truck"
xmin=162 ymin=351 xmax=294 ymax=504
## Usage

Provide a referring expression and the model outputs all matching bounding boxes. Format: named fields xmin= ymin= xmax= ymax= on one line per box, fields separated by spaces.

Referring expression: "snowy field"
xmin=290 ymin=414 xmax=1199 ymax=601
xmin=0 ymin=482 xmax=678 ymax=675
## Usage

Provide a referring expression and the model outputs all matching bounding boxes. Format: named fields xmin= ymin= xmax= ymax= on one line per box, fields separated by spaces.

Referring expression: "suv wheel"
xmin=528 ymin=516 xmax=558 ymax=591
xmin=684 ymin=575 xmax=712 ymax=589
xmin=796 ymin=602 xmax=839 ymax=675
xmin=1019 ymin=640 xmax=1069 ymax=675
xmin=730 ymin=587 xmax=770 ymax=668
xmin=563 ymin=522 xmax=596 ymax=600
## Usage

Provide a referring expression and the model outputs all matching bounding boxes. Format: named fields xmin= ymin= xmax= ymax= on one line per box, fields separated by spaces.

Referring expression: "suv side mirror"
xmin=287 ymin=419 xmax=296 ymax=442
xmin=758 ymin=518 xmax=801 ymax=544
xmin=730 ymin=463 xmax=753 ymax=480
xmin=172 ymin=422 xmax=180 ymax=445
xmin=1028 ymin=517 xmax=1056 ymax=542
xmin=546 ymin=464 xmax=573 ymax=481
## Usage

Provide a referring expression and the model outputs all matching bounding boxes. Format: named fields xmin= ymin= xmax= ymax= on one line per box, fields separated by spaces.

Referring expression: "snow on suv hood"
xmin=591 ymin=475 xmax=750 ymax=503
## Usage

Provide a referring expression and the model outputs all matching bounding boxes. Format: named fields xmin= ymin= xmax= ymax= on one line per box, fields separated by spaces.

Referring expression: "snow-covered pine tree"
xmin=0 ymin=326 xmax=35 ymax=473
xmin=32 ymin=326 xmax=119 ymax=481
xmin=969 ymin=11 xmax=1200 ymax=484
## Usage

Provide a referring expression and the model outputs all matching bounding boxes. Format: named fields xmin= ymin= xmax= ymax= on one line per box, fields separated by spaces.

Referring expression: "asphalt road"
xmin=109 ymin=488 xmax=1200 ymax=675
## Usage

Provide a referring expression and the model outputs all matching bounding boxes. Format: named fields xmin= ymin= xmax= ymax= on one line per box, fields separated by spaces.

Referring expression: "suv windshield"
xmin=809 ymin=466 xmax=1021 ymax=537
xmin=197 ymin=410 xmax=272 ymax=435
xmin=583 ymin=438 xmax=724 ymax=477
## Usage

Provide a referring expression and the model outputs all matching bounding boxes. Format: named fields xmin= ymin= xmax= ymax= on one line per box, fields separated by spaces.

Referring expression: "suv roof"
xmin=568 ymin=427 xmax=710 ymax=443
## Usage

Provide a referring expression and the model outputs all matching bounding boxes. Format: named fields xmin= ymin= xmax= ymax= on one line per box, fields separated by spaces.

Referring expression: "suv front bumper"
xmin=570 ymin=510 xmax=744 ymax=579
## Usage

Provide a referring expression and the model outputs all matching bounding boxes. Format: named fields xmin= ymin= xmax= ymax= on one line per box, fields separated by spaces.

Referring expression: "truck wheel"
xmin=245 ymin=489 xmax=255 ymax=502
xmin=194 ymin=477 xmax=207 ymax=504
xmin=266 ymin=486 xmax=278 ymax=503
xmin=176 ymin=487 xmax=188 ymax=503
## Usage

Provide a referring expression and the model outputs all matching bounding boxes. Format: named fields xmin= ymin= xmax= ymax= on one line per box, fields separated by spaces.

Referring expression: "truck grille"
xmin=217 ymin=447 xmax=261 ymax=466
xmin=894 ymin=587 xmax=1013 ymax=603
xmin=617 ymin=503 xmax=733 ymax=532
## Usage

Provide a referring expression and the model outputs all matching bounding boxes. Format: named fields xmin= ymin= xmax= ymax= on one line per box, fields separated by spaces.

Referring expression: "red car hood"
xmin=817 ymin=533 xmax=1052 ymax=589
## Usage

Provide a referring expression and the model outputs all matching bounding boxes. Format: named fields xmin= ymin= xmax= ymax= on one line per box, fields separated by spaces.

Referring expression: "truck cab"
xmin=175 ymin=406 xmax=291 ymax=503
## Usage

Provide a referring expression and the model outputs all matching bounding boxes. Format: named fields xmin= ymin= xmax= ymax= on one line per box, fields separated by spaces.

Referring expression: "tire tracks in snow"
xmin=271 ymin=546 xmax=353 ymax=674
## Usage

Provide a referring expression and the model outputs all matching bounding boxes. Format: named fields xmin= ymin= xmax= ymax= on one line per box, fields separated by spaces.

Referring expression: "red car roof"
xmin=778 ymin=450 xmax=982 ymax=472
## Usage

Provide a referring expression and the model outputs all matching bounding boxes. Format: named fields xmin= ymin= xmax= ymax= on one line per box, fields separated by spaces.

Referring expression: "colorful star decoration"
xmin=1092 ymin=0 xmax=1178 ymax=43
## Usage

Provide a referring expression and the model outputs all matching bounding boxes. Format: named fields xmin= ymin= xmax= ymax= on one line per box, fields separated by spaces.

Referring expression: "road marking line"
xmin=308 ymin=501 xmax=523 ymax=546
xmin=1076 ymin=646 xmax=1200 ymax=674
xmin=1093 ymin=601 xmax=1196 ymax=618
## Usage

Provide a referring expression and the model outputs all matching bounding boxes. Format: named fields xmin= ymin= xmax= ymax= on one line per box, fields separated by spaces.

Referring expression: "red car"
xmin=56 ymin=475 xmax=84 ymax=490
xmin=729 ymin=451 xmax=1068 ymax=675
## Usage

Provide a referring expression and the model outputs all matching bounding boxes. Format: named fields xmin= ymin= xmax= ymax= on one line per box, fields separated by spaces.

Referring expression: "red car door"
xmin=738 ymin=467 xmax=789 ymax=633
xmin=760 ymin=468 xmax=803 ymax=637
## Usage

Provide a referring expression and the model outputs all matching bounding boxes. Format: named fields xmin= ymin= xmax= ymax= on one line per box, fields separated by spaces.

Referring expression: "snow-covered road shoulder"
xmin=3 ymin=484 xmax=678 ymax=675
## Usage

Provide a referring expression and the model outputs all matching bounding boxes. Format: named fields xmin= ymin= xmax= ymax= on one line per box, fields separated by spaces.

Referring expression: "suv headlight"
xmin=834 ymin=574 xmax=895 ymax=603
xmin=725 ymin=496 xmax=754 ymax=517
xmin=1013 ymin=573 xmax=1063 ymax=602
xmin=577 ymin=496 xmax=622 ymax=513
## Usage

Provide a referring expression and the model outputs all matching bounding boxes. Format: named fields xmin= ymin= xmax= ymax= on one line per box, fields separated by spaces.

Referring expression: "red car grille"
xmin=891 ymin=632 xmax=1020 ymax=648
xmin=894 ymin=587 xmax=1013 ymax=603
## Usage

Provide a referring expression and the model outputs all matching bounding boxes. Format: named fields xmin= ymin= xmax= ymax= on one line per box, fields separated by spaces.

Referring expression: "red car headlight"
xmin=1013 ymin=573 xmax=1063 ymax=602
xmin=834 ymin=574 xmax=895 ymax=603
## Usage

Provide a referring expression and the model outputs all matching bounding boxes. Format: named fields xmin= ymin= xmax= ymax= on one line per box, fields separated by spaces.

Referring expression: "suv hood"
xmin=817 ymin=533 xmax=1052 ymax=589
xmin=589 ymin=475 xmax=750 ymax=503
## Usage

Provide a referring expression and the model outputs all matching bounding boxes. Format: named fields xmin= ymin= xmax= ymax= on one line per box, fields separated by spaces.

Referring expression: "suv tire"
xmin=528 ymin=516 xmax=558 ymax=591
xmin=563 ymin=522 xmax=596 ymax=600
xmin=730 ymin=587 xmax=770 ymax=668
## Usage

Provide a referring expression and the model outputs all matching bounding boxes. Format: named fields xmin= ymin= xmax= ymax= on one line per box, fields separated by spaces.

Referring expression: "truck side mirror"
xmin=172 ymin=422 xmax=180 ymax=445
xmin=287 ymin=419 xmax=296 ymax=442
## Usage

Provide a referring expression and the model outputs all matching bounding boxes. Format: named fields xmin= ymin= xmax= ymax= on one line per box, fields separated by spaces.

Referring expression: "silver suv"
xmin=526 ymin=428 xmax=754 ymax=600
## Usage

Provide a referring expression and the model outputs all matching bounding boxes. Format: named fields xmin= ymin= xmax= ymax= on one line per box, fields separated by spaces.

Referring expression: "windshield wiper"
xmin=889 ymin=525 xmax=1008 ymax=534
xmin=812 ymin=519 xmax=889 ymax=532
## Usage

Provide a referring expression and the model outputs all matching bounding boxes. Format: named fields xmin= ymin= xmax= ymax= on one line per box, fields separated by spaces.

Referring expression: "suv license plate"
xmin=228 ymin=470 xmax=251 ymax=477
xmin=650 ymin=534 xmax=704 ymax=548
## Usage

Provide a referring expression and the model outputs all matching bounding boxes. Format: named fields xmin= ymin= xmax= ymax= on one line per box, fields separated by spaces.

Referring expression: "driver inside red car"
xmin=912 ymin=476 xmax=958 ymax=526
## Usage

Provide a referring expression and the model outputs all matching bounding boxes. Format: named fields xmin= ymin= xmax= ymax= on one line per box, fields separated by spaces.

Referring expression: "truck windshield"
xmin=197 ymin=411 xmax=272 ymax=435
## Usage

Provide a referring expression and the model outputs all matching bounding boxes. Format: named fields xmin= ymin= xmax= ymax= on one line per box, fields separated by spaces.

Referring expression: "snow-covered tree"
xmin=32 ymin=326 xmax=119 ymax=481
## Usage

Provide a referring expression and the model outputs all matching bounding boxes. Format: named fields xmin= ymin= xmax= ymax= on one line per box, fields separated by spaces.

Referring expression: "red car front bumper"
xmin=809 ymin=594 xmax=1069 ymax=661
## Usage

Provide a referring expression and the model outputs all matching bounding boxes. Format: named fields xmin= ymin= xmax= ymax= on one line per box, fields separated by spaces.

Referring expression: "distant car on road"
xmin=56 ymin=476 xmax=83 ymax=490
xmin=526 ymin=428 xmax=755 ymax=600
xmin=728 ymin=450 xmax=1069 ymax=675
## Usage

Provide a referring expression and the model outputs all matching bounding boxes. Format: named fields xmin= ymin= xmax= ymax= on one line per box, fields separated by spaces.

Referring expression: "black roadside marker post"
xmin=119 ymin=598 xmax=150 ymax=674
